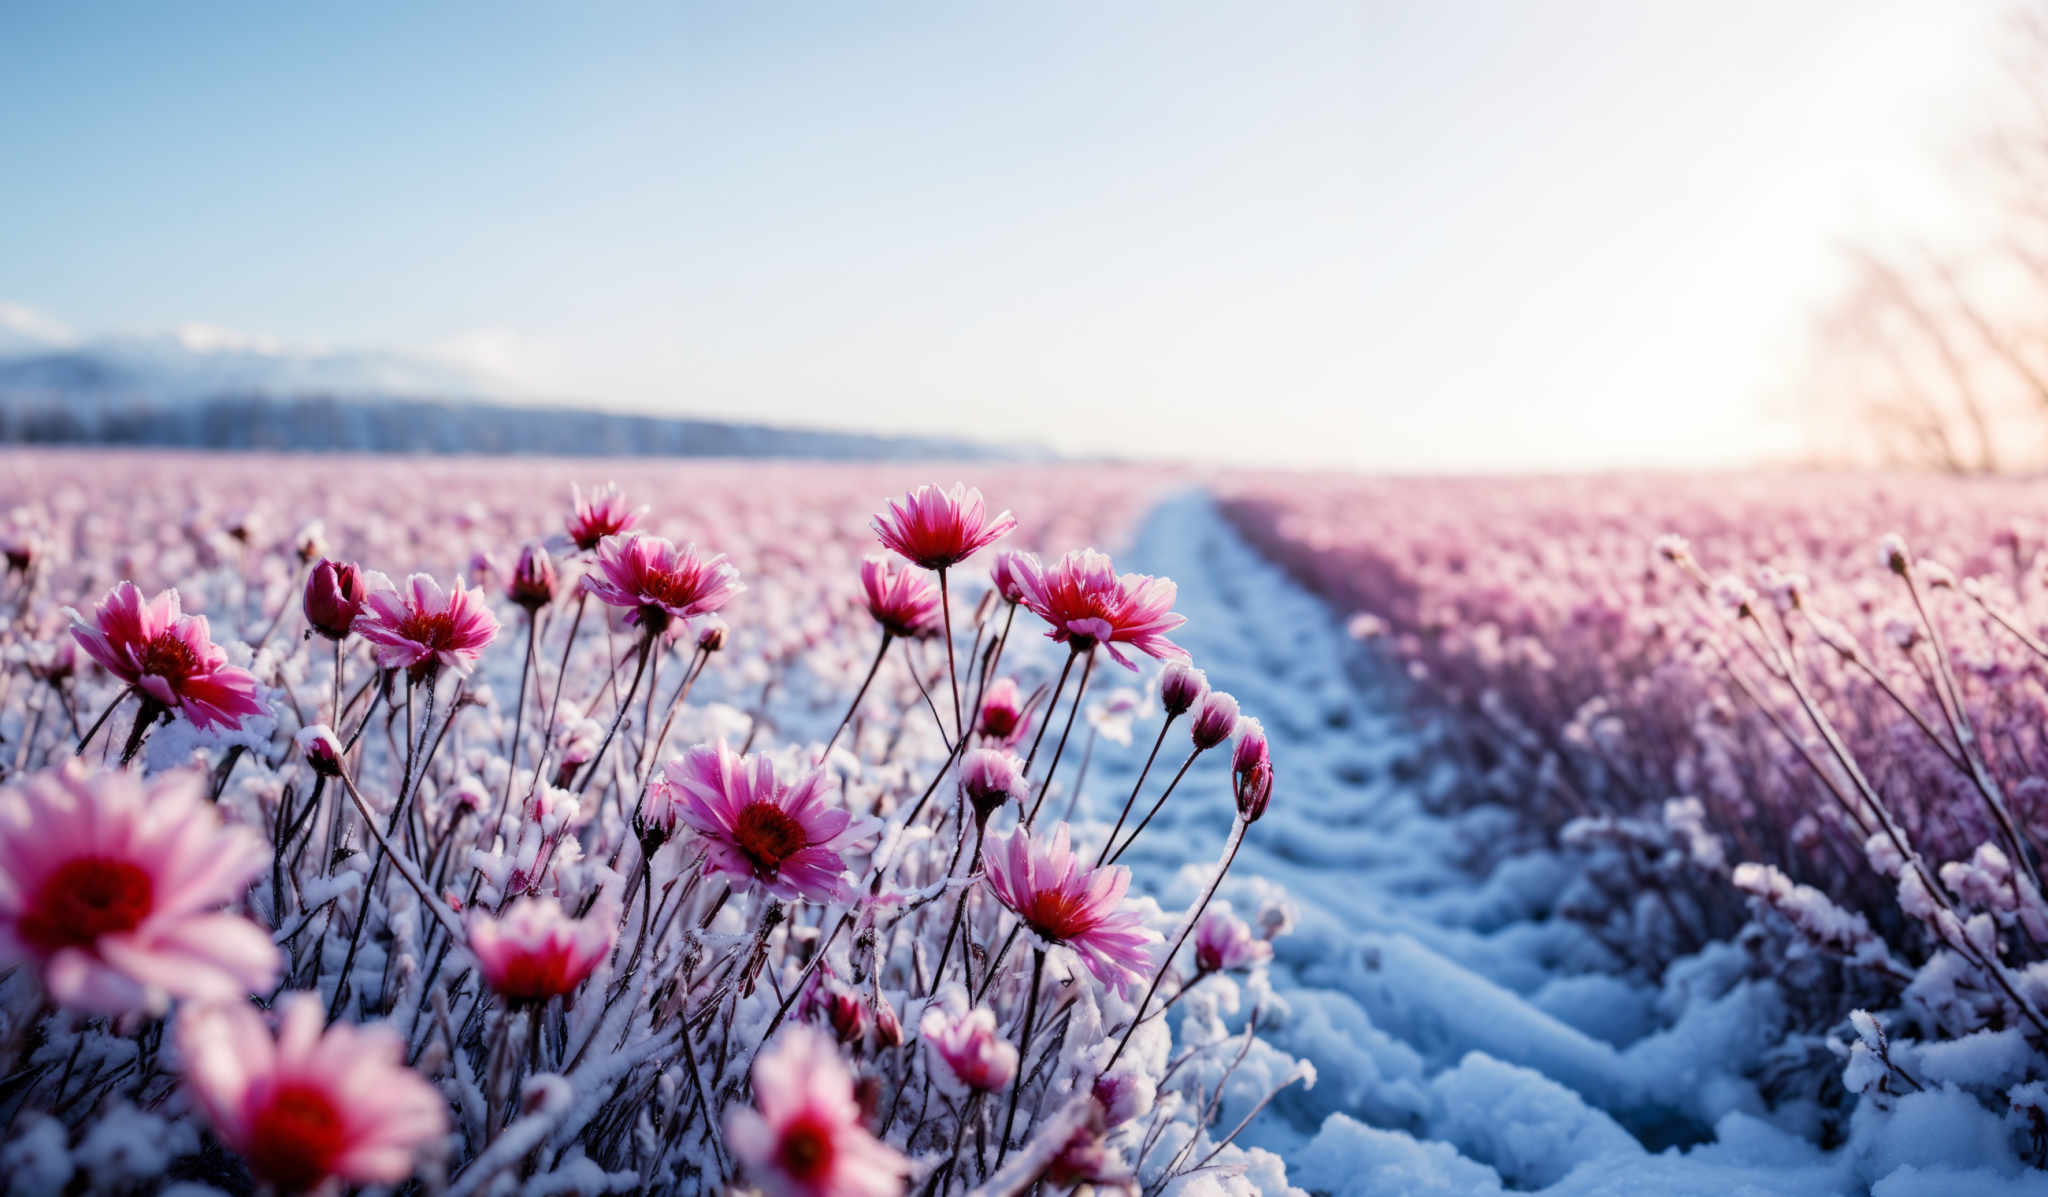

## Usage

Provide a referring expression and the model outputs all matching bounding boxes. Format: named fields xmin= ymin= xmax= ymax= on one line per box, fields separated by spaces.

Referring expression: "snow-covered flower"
xmin=983 ymin=822 xmax=1159 ymax=997
xmin=72 ymin=581 xmax=264 ymax=731
xmin=0 ymin=763 xmax=277 ymax=1015
xmin=466 ymin=896 xmax=617 ymax=1005
xmin=726 ymin=1025 xmax=908 ymax=1197
xmin=354 ymin=571 xmax=499 ymax=678
xmin=1188 ymin=689 xmax=1240 ymax=751
xmin=919 ymin=989 xmax=1017 ymax=1095
xmin=858 ymin=556 xmax=940 ymax=639
xmin=657 ymin=741 xmax=879 ymax=902
xmin=583 ymin=533 xmax=741 ymax=638
xmin=959 ymin=748 xmax=1025 ymax=822
xmin=871 ymin=482 xmax=1017 ymax=571
xmin=1157 ymin=661 xmax=1208 ymax=717
xmin=1193 ymin=908 xmax=1271 ymax=973
xmin=1014 ymin=549 xmax=1189 ymax=669
xmin=177 ymin=992 xmax=446 ymax=1194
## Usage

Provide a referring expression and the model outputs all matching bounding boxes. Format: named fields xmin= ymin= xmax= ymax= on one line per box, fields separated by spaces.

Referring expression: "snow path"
xmin=1075 ymin=494 xmax=1993 ymax=1196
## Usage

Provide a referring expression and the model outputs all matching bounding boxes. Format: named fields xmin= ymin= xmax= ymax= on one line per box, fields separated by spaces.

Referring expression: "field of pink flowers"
xmin=1221 ymin=471 xmax=2048 ymax=1165
xmin=0 ymin=450 xmax=1303 ymax=1195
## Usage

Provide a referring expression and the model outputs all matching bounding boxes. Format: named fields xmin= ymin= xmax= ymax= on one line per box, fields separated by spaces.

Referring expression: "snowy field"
xmin=0 ymin=453 xmax=2042 ymax=1194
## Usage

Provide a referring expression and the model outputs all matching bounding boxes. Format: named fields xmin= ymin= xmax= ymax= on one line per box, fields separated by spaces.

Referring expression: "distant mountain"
xmin=0 ymin=333 xmax=1032 ymax=460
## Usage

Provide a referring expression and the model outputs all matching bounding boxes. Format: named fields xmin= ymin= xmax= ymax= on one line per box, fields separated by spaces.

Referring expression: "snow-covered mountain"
xmin=0 ymin=329 xmax=1024 ymax=460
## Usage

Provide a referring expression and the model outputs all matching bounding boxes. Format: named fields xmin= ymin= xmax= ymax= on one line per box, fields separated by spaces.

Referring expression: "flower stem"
xmin=939 ymin=567 xmax=963 ymax=741
xmin=575 ymin=632 xmax=653 ymax=795
xmin=1107 ymin=745 xmax=1202 ymax=867
xmin=824 ymin=631 xmax=893 ymax=758
xmin=995 ymin=947 xmax=1046 ymax=1171
xmin=1097 ymin=716 xmax=1177 ymax=866
xmin=1025 ymin=649 xmax=1095 ymax=828
xmin=1102 ymin=817 xmax=1245 ymax=1076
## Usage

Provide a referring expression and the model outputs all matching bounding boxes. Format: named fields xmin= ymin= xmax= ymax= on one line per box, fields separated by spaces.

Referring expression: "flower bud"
xmin=989 ymin=550 xmax=1032 ymax=604
xmin=1235 ymin=756 xmax=1273 ymax=824
xmin=303 ymin=559 xmax=366 ymax=641
xmin=1157 ymin=661 xmax=1207 ymax=718
xmin=828 ymin=990 xmax=868 ymax=1046
xmin=872 ymin=996 xmax=903 ymax=1048
xmin=959 ymin=748 xmax=1025 ymax=823
xmin=1231 ymin=717 xmax=1268 ymax=776
xmin=696 ymin=617 xmax=728 ymax=653
xmin=506 ymin=542 xmax=557 ymax=610
xmin=296 ymin=724 xmax=345 ymax=777
xmin=293 ymin=520 xmax=328 ymax=564
xmin=976 ymin=677 xmax=1029 ymax=745
xmin=1188 ymin=690 xmax=1239 ymax=751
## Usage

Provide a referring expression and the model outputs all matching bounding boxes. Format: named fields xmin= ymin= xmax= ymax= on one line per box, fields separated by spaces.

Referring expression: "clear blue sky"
xmin=0 ymin=1 xmax=1995 ymax=468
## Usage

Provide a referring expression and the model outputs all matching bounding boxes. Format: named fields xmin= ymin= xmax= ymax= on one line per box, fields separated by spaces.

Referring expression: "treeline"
xmin=0 ymin=393 xmax=1021 ymax=460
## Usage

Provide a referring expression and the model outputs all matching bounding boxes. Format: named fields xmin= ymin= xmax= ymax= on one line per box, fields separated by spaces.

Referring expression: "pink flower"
xmin=1157 ymin=661 xmax=1208 ymax=717
xmin=354 ymin=572 xmax=500 ymax=679
xmin=303 ymin=559 xmax=367 ymax=641
xmin=976 ymin=677 xmax=1031 ymax=747
xmin=1188 ymin=690 xmax=1240 ymax=751
xmin=1013 ymin=549 xmax=1188 ymax=669
xmin=583 ymin=533 xmax=741 ymax=639
xmin=656 ymin=742 xmax=880 ymax=902
xmin=983 ymin=822 xmax=1159 ymax=998
xmin=959 ymin=747 xmax=1024 ymax=821
xmin=727 ymin=1025 xmax=908 ymax=1197
xmin=919 ymin=990 xmax=1017 ymax=1095
xmin=1193 ymin=908 xmax=1271 ymax=973
xmin=72 ymin=582 xmax=265 ymax=732
xmin=871 ymin=483 xmax=1018 ymax=571
xmin=178 ymin=992 xmax=447 ymax=1194
xmin=466 ymin=896 xmax=617 ymax=1005
xmin=1232 ymin=718 xmax=1272 ymax=823
xmin=0 ymin=763 xmax=278 ymax=1015
xmin=506 ymin=542 xmax=557 ymax=610
xmin=989 ymin=550 xmax=1032 ymax=603
xmin=858 ymin=556 xmax=940 ymax=639
xmin=566 ymin=482 xmax=645 ymax=551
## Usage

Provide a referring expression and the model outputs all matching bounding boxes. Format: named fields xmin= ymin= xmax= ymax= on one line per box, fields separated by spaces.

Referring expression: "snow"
xmin=1077 ymin=493 xmax=2047 ymax=1195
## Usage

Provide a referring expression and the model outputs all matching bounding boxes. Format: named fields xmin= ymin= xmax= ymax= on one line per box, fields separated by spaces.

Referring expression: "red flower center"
xmin=18 ymin=856 xmax=154 ymax=952
xmin=638 ymin=564 xmax=709 ymax=610
xmin=246 ymin=1080 xmax=349 ymax=1193
xmin=488 ymin=947 xmax=579 ymax=1004
xmin=136 ymin=629 xmax=200 ymax=681
xmin=777 ymin=1113 xmax=837 ymax=1180
xmin=396 ymin=607 xmax=462 ymax=653
xmin=734 ymin=802 xmax=808 ymax=874
xmin=979 ymin=707 xmax=1018 ymax=739
xmin=1020 ymin=885 xmax=1098 ymax=943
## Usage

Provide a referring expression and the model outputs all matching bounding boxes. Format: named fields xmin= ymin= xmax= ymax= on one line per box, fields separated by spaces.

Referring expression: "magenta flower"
xmin=919 ymin=990 xmax=1018 ymax=1096
xmin=178 ymin=992 xmax=447 ymax=1194
xmin=583 ymin=533 xmax=741 ymax=639
xmin=656 ymin=742 xmax=880 ymax=902
xmin=1194 ymin=908 xmax=1272 ymax=973
xmin=566 ymin=482 xmax=645 ymax=551
xmin=0 ymin=763 xmax=278 ymax=1015
xmin=959 ymin=747 xmax=1024 ymax=821
xmin=859 ymin=556 xmax=940 ymax=639
xmin=72 ymin=582 xmax=265 ymax=732
xmin=989 ymin=550 xmax=1031 ymax=603
xmin=975 ymin=677 xmax=1031 ymax=747
xmin=354 ymin=572 xmax=500 ymax=679
xmin=871 ymin=483 xmax=1018 ymax=571
xmin=1158 ymin=661 xmax=1208 ymax=717
xmin=1188 ymin=689 xmax=1240 ymax=750
xmin=467 ymin=896 xmax=617 ymax=1005
xmin=983 ymin=822 xmax=1159 ymax=998
xmin=727 ymin=1025 xmax=908 ymax=1197
xmin=506 ymin=542 xmax=558 ymax=610
xmin=303 ymin=558 xmax=367 ymax=641
xmin=1013 ymin=549 xmax=1189 ymax=669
